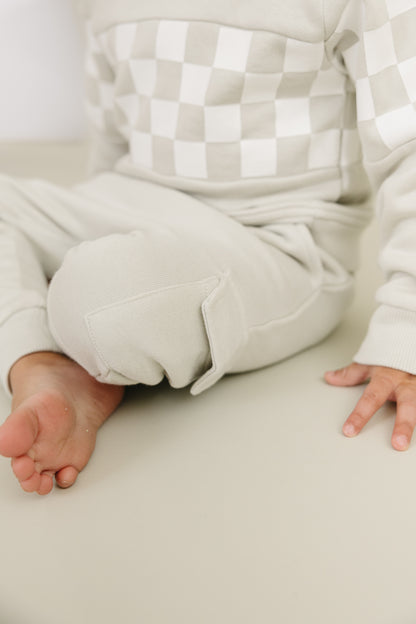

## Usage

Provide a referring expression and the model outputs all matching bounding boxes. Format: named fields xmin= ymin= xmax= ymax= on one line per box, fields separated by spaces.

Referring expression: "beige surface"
xmin=0 ymin=143 xmax=415 ymax=624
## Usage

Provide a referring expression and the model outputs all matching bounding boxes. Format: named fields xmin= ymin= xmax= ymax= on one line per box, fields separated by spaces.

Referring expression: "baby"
xmin=1 ymin=0 xmax=416 ymax=495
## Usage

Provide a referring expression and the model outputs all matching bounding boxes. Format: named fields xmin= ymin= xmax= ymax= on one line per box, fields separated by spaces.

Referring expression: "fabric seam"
xmin=84 ymin=274 xmax=220 ymax=373
xmin=92 ymin=16 xmax=328 ymax=44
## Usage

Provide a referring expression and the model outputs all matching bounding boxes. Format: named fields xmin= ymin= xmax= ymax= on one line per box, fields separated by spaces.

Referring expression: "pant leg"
xmin=0 ymin=173 xmax=87 ymax=394
xmin=0 ymin=170 xmax=178 ymax=395
xmin=46 ymin=172 xmax=354 ymax=395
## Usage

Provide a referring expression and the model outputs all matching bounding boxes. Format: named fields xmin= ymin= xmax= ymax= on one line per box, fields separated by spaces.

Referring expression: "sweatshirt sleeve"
xmin=83 ymin=19 xmax=128 ymax=176
xmin=326 ymin=0 xmax=416 ymax=374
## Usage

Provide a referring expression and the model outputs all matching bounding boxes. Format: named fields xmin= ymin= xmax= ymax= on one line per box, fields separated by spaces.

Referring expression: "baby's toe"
xmin=38 ymin=474 xmax=54 ymax=496
xmin=20 ymin=471 xmax=41 ymax=493
xmin=11 ymin=455 xmax=35 ymax=482
xmin=0 ymin=406 xmax=38 ymax=458
xmin=56 ymin=466 xmax=79 ymax=489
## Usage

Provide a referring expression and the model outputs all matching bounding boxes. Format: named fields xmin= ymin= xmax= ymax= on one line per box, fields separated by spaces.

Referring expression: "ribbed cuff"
xmin=354 ymin=304 xmax=416 ymax=374
xmin=0 ymin=308 xmax=63 ymax=398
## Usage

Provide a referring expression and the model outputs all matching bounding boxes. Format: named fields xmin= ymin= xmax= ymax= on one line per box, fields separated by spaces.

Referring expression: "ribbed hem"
xmin=0 ymin=308 xmax=63 ymax=398
xmin=354 ymin=304 xmax=416 ymax=374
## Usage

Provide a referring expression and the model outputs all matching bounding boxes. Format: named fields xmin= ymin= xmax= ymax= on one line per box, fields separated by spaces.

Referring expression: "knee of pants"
xmin=47 ymin=233 xmax=247 ymax=394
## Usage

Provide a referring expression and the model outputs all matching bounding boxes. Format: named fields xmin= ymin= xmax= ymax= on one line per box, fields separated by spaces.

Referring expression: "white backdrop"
xmin=0 ymin=0 xmax=86 ymax=141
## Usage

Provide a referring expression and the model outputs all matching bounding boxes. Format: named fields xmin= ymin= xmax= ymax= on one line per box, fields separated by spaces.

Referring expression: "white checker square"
xmin=284 ymin=39 xmax=324 ymax=72
xmin=180 ymin=63 xmax=212 ymax=105
xmin=275 ymin=99 xmax=310 ymax=137
xmin=130 ymin=59 xmax=157 ymax=96
xmin=386 ymin=0 xmax=416 ymax=18
xmin=356 ymin=77 xmax=375 ymax=121
xmin=174 ymin=141 xmax=207 ymax=178
xmin=364 ymin=22 xmax=397 ymax=75
xmin=213 ymin=26 xmax=253 ymax=72
xmin=115 ymin=23 xmax=137 ymax=61
xmin=151 ymin=99 xmax=179 ymax=139
xmin=241 ymin=139 xmax=276 ymax=177
xmin=310 ymin=68 xmax=346 ymax=96
xmin=205 ymin=105 xmax=241 ymax=143
xmin=376 ymin=104 xmax=416 ymax=149
xmin=156 ymin=20 xmax=189 ymax=62
xmin=398 ymin=57 xmax=416 ymax=102
xmin=308 ymin=130 xmax=340 ymax=169
xmin=131 ymin=131 xmax=153 ymax=169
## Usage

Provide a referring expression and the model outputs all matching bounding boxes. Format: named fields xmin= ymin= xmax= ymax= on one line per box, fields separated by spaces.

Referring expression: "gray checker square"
xmin=153 ymin=60 xmax=183 ymax=100
xmin=370 ymin=66 xmax=411 ymax=117
xmin=241 ymin=102 xmax=276 ymax=139
xmin=176 ymin=103 xmax=205 ymax=141
xmin=206 ymin=143 xmax=242 ymax=180
xmin=343 ymin=92 xmax=358 ymax=130
xmin=246 ymin=30 xmax=286 ymax=73
xmin=364 ymin=2 xmax=389 ymax=29
xmin=152 ymin=136 xmax=176 ymax=176
xmin=276 ymin=135 xmax=310 ymax=175
xmin=184 ymin=21 xmax=220 ymax=66
xmin=205 ymin=68 xmax=245 ymax=106
xmin=391 ymin=9 xmax=416 ymax=63
xmin=310 ymin=94 xmax=345 ymax=132
xmin=277 ymin=72 xmax=318 ymax=99
xmin=241 ymin=72 xmax=282 ymax=104
xmin=93 ymin=52 xmax=114 ymax=82
xmin=135 ymin=95 xmax=151 ymax=133
xmin=131 ymin=20 xmax=158 ymax=59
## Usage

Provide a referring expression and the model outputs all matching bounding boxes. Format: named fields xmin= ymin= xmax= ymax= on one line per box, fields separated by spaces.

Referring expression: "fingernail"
xmin=394 ymin=435 xmax=409 ymax=450
xmin=343 ymin=423 xmax=356 ymax=436
xmin=331 ymin=368 xmax=346 ymax=377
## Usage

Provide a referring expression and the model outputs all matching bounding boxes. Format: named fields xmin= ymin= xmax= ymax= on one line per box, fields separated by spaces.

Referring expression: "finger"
xmin=343 ymin=374 xmax=395 ymax=436
xmin=391 ymin=386 xmax=416 ymax=451
xmin=324 ymin=363 xmax=370 ymax=387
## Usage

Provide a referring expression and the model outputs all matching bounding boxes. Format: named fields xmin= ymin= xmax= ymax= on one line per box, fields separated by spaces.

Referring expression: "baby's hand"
xmin=324 ymin=363 xmax=416 ymax=451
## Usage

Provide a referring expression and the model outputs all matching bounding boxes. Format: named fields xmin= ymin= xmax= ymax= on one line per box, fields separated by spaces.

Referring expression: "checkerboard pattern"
xmin=85 ymin=17 xmax=358 ymax=182
xmin=87 ymin=14 xmax=360 ymax=181
xmin=339 ymin=0 xmax=416 ymax=161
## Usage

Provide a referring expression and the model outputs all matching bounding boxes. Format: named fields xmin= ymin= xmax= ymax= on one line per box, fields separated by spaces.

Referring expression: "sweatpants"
xmin=0 ymin=171 xmax=354 ymax=397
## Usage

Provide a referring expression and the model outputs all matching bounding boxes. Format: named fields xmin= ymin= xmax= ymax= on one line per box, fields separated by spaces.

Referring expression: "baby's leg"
xmin=0 ymin=171 xmax=353 ymax=494
xmin=0 ymin=174 xmax=132 ymax=494
xmin=44 ymin=174 xmax=354 ymax=397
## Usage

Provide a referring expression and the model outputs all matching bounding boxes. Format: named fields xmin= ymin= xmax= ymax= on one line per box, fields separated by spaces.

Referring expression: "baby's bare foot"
xmin=0 ymin=352 xmax=124 ymax=495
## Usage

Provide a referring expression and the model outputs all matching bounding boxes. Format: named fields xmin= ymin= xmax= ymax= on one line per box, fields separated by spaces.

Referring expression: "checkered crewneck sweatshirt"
xmin=75 ymin=0 xmax=416 ymax=375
